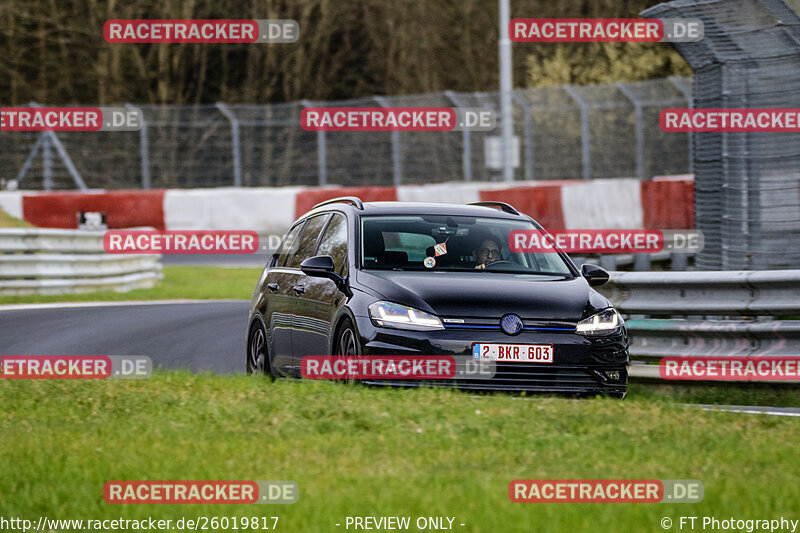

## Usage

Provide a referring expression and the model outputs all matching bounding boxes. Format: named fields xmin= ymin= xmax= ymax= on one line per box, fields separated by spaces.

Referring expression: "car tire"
xmin=333 ymin=318 xmax=361 ymax=384
xmin=334 ymin=318 xmax=360 ymax=357
xmin=247 ymin=320 xmax=273 ymax=378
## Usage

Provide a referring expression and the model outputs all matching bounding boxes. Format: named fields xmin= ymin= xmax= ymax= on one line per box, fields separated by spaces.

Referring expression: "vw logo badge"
xmin=500 ymin=314 xmax=523 ymax=335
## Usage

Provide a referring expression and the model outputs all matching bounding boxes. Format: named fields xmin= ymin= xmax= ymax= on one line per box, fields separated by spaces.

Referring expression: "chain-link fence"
xmin=645 ymin=0 xmax=800 ymax=271
xmin=0 ymin=77 xmax=692 ymax=191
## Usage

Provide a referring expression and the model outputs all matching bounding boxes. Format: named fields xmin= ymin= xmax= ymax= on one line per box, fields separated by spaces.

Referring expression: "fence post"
xmin=45 ymin=132 xmax=88 ymax=190
xmin=301 ymin=100 xmax=327 ymax=186
xmin=374 ymin=96 xmax=402 ymax=186
xmin=563 ymin=85 xmax=591 ymax=180
xmin=42 ymin=133 xmax=53 ymax=191
xmin=668 ymin=76 xmax=694 ymax=176
xmin=18 ymin=102 xmax=86 ymax=190
xmin=615 ymin=83 xmax=645 ymax=179
xmin=216 ymin=103 xmax=243 ymax=187
xmin=444 ymin=91 xmax=472 ymax=182
xmin=126 ymin=103 xmax=150 ymax=189
xmin=14 ymin=134 xmax=45 ymax=186
xmin=317 ymin=130 xmax=327 ymax=186
xmin=512 ymin=91 xmax=534 ymax=181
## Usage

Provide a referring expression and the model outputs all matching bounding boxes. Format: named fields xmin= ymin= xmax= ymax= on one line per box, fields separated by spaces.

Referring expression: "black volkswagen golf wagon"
xmin=247 ymin=197 xmax=628 ymax=397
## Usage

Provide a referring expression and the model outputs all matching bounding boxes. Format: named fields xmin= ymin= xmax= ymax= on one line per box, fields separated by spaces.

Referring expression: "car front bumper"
xmin=352 ymin=316 xmax=628 ymax=395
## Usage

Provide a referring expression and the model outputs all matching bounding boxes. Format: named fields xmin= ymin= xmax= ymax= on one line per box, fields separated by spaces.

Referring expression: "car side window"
xmin=276 ymin=222 xmax=305 ymax=267
xmin=288 ymin=214 xmax=329 ymax=268
xmin=316 ymin=214 xmax=348 ymax=276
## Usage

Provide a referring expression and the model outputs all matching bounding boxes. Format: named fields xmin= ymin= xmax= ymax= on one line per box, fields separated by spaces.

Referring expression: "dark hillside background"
xmin=0 ymin=0 xmax=690 ymax=104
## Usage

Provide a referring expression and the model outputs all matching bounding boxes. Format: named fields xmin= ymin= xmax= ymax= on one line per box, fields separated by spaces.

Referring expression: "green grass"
xmin=1 ymin=374 xmax=798 ymax=532
xmin=0 ymin=266 xmax=261 ymax=305
xmin=0 ymin=208 xmax=32 ymax=228
xmin=633 ymin=381 xmax=800 ymax=407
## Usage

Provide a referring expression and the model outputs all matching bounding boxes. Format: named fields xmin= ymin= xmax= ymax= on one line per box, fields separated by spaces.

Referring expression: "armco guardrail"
xmin=0 ymin=228 xmax=162 ymax=295
xmin=601 ymin=270 xmax=800 ymax=316
xmin=598 ymin=270 xmax=800 ymax=381
xmin=573 ymin=251 xmax=692 ymax=272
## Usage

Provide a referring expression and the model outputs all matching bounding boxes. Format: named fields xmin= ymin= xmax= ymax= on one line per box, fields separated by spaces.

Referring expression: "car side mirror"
xmin=581 ymin=263 xmax=610 ymax=287
xmin=300 ymin=255 xmax=352 ymax=296
xmin=300 ymin=255 xmax=336 ymax=276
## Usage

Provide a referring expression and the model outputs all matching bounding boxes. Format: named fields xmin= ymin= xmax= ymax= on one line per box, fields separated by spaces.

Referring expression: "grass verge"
xmin=0 ymin=208 xmax=32 ymax=228
xmin=0 ymin=266 xmax=261 ymax=305
xmin=1 ymin=374 xmax=798 ymax=531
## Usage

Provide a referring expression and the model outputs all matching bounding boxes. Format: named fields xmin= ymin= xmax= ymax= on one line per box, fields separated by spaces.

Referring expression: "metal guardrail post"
xmin=563 ymin=85 xmax=591 ymax=180
xmin=126 ymin=103 xmax=151 ymax=189
xmin=374 ymin=96 xmax=402 ymax=186
xmin=216 ymin=103 xmax=243 ymax=187
xmin=512 ymin=91 xmax=534 ymax=181
xmin=599 ymin=255 xmax=617 ymax=271
xmin=633 ymin=253 xmax=651 ymax=271
xmin=615 ymin=83 xmax=645 ymax=180
xmin=444 ymin=91 xmax=472 ymax=182
xmin=670 ymin=253 xmax=688 ymax=271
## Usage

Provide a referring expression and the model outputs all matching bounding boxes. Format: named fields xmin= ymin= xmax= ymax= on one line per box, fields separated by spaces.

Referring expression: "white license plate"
xmin=472 ymin=343 xmax=554 ymax=363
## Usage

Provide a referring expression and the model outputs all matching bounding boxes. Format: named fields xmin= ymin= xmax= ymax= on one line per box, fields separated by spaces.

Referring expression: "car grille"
xmin=441 ymin=317 xmax=576 ymax=333
xmin=363 ymin=364 xmax=627 ymax=393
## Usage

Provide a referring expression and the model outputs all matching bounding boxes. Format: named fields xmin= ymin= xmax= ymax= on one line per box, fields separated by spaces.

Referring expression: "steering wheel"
xmin=483 ymin=260 xmax=516 ymax=269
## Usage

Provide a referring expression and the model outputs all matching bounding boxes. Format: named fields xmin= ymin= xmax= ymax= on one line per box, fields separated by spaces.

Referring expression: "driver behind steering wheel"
xmin=472 ymin=233 xmax=503 ymax=270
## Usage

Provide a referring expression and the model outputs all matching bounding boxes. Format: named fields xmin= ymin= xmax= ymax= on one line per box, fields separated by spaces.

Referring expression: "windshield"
xmin=360 ymin=215 xmax=573 ymax=275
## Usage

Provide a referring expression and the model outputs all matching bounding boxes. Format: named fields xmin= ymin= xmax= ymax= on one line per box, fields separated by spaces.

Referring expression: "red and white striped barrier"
xmin=2 ymin=177 xmax=694 ymax=234
xmin=0 ymin=191 xmax=25 ymax=220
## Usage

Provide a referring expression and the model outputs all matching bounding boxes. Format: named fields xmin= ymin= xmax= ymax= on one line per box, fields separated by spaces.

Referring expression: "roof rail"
xmin=312 ymin=196 xmax=364 ymax=210
xmin=467 ymin=201 xmax=520 ymax=216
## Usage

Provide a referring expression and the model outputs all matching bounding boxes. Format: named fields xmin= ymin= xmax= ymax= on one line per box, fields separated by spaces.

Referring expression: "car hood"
xmin=356 ymin=270 xmax=609 ymax=320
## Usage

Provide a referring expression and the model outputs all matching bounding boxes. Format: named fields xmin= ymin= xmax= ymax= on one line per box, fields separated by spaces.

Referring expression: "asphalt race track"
xmin=0 ymin=301 xmax=248 ymax=374
xmin=3 ymin=300 xmax=798 ymax=418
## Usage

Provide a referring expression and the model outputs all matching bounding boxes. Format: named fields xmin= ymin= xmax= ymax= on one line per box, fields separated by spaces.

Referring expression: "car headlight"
xmin=368 ymin=301 xmax=444 ymax=331
xmin=576 ymin=309 xmax=621 ymax=335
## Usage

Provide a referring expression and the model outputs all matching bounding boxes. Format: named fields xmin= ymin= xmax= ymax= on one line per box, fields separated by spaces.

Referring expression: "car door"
xmin=292 ymin=213 xmax=349 ymax=361
xmin=263 ymin=221 xmax=305 ymax=375
xmin=283 ymin=213 xmax=330 ymax=375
